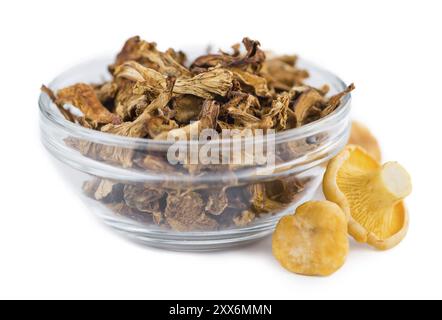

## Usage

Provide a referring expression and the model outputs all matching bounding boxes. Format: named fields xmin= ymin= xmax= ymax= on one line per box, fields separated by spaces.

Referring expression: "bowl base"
xmin=100 ymin=212 xmax=278 ymax=252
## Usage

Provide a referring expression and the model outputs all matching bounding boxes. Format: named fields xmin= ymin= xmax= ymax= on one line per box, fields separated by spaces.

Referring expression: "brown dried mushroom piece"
xmin=94 ymin=81 xmax=118 ymax=105
xmin=123 ymin=184 xmax=165 ymax=213
xmin=233 ymin=210 xmax=256 ymax=227
xmin=172 ymin=95 xmax=204 ymax=123
xmin=56 ymin=83 xmax=122 ymax=126
xmin=114 ymin=80 xmax=150 ymax=121
xmin=82 ymin=178 xmax=123 ymax=202
xmin=107 ymin=202 xmax=154 ymax=224
xmin=321 ymin=84 xmax=355 ymax=117
xmin=174 ymin=68 xmax=234 ymax=99
xmin=110 ymin=36 xmax=190 ymax=78
xmin=116 ymin=61 xmax=234 ymax=100
xmin=191 ymin=37 xmax=266 ymax=72
xmin=230 ymin=68 xmax=271 ymax=97
xmin=265 ymin=177 xmax=307 ymax=204
xmin=110 ymin=36 xmax=155 ymax=70
xmin=293 ymin=89 xmax=325 ymax=127
xmin=264 ymin=91 xmax=293 ymax=130
xmin=164 ymin=192 xmax=218 ymax=231
xmin=65 ymin=135 xmax=136 ymax=168
xmin=154 ymin=100 xmax=220 ymax=141
xmin=261 ymin=54 xmax=309 ymax=91
xmin=134 ymin=154 xmax=177 ymax=172
xmin=249 ymin=184 xmax=286 ymax=214
xmin=204 ymin=188 xmax=229 ymax=216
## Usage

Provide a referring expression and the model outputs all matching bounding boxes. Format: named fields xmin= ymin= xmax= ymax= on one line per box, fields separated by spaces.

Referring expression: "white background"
xmin=0 ymin=0 xmax=441 ymax=300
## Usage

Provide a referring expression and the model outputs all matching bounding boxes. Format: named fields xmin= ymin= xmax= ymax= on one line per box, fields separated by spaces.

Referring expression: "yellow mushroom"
xmin=323 ymin=145 xmax=412 ymax=250
xmin=348 ymin=121 xmax=382 ymax=161
xmin=272 ymin=201 xmax=349 ymax=276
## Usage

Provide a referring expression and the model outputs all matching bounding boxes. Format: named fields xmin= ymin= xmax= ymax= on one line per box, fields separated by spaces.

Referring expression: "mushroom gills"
xmin=336 ymin=157 xmax=411 ymax=240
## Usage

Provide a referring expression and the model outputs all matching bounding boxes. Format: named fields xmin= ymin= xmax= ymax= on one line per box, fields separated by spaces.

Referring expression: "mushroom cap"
xmin=348 ymin=121 xmax=382 ymax=161
xmin=272 ymin=201 xmax=349 ymax=276
xmin=323 ymin=145 xmax=411 ymax=250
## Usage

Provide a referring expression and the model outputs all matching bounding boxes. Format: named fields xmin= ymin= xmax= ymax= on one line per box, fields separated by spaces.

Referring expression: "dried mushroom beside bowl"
xmin=40 ymin=36 xmax=354 ymax=233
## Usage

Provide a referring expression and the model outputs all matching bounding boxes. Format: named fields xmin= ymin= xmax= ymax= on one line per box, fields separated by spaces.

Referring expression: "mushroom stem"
xmin=367 ymin=162 xmax=412 ymax=210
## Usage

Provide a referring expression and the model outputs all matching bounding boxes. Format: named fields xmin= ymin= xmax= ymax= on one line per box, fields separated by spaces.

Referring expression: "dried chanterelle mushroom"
xmin=323 ymin=145 xmax=412 ymax=250
xmin=272 ymin=201 xmax=349 ymax=276
xmin=348 ymin=121 xmax=381 ymax=161
xmin=41 ymin=36 xmax=355 ymax=232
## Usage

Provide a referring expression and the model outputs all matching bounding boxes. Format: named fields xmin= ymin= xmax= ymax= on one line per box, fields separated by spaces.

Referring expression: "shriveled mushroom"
xmin=293 ymin=89 xmax=324 ymax=127
xmin=323 ymin=145 xmax=412 ymax=250
xmin=272 ymin=201 xmax=349 ymax=276
xmin=56 ymin=83 xmax=122 ymax=126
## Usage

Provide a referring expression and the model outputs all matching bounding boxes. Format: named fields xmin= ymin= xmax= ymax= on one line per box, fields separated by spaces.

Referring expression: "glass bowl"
xmin=39 ymin=56 xmax=351 ymax=251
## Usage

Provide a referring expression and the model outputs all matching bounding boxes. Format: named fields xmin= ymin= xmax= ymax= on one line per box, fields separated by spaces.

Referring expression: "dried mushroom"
xmin=107 ymin=202 xmax=154 ymax=224
xmin=323 ymin=145 xmax=412 ymax=250
xmin=172 ymin=95 xmax=203 ymax=123
xmin=191 ymin=37 xmax=265 ymax=73
xmin=272 ymin=201 xmax=349 ymax=276
xmin=41 ymin=36 xmax=355 ymax=232
xmin=82 ymin=178 xmax=123 ymax=203
xmin=233 ymin=211 xmax=256 ymax=227
xmin=265 ymin=177 xmax=307 ymax=204
xmin=293 ymin=89 xmax=325 ymax=127
xmin=56 ymin=83 xmax=122 ymax=127
xmin=123 ymin=184 xmax=165 ymax=213
xmin=261 ymin=54 xmax=309 ymax=91
xmin=205 ymin=188 xmax=229 ymax=216
xmin=165 ymin=192 xmax=218 ymax=232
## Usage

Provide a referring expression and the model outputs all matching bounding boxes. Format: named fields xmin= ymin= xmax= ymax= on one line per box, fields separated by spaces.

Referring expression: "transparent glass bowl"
xmin=39 ymin=56 xmax=351 ymax=251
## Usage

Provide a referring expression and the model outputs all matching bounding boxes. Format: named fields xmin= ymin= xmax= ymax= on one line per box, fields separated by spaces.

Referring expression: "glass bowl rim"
xmin=39 ymin=56 xmax=352 ymax=148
